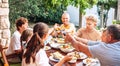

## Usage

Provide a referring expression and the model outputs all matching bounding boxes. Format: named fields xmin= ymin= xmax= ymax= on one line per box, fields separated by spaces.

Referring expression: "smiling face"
xmin=86 ymin=19 xmax=96 ymax=30
xmin=85 ymin=15 xmax=97 ymax=30
xmin=61 ymin=13 xmax=70 ymax=26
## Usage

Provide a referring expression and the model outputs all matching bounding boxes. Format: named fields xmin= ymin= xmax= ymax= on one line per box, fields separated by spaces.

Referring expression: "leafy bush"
xmin=9 ymin=0 xmax=66 ymax=30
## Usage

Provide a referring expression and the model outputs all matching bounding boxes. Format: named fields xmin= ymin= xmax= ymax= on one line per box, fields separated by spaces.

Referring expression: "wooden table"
xmin=45 ymin=44 xmax=84 ymax=66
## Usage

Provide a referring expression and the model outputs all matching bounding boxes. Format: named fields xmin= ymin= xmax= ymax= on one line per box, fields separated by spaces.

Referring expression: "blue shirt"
xmin=88 ymin=41 xmax=120 ymax=66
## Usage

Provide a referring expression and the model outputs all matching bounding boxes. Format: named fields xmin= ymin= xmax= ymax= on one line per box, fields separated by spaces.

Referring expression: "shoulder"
xmin=37 ymin=49 xmax=46 ymax=55
xmin=77 ymin=27 xmax=86 ymax=32
xmin=94 ymin=29 xmax=101 ymax=34
xmin=69 ymin=23 xmax=75 ymax=27
xmin=12 ymin=30 xmax=21 ymax=38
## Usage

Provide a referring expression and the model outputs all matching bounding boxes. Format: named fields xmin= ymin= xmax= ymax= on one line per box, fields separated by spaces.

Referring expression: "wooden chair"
xmin=0 ymin=45 xmax=9 ymax=66
xmin=0 ymin=43 xmax=22 ymax=66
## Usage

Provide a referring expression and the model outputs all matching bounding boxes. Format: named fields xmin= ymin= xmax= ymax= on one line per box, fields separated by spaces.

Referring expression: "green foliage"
xmin=112 ymin=20 xmax=120 ymax=24
xmin=51 ymin=0 xmax=97 ymax=14
xmin=9 ymin=0 xmax=97 ymax=29
xmin=51 ymin=0 xmax=97 ymax=27
xmin=9 ymin=0 xmax=66 ymax=25
xmin=97 ymin=0 xmax=118 ymax=28
xmin=97 ymin=0 xmax=117 ymax=10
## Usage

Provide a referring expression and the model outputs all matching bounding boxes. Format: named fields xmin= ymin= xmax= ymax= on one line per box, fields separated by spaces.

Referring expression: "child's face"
xmin=86 ymin=20 xmax=95 ymax=29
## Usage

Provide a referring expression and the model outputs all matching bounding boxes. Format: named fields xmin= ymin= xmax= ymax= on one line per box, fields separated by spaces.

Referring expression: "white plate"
xmin=68 ymin=57 xmax=77 ymax=63
xmin=44 ymin=46 xmax=51 ymax=50
xmin=67 ymin=52 xmax=87 ymax=59
xmin=79 ymin=52 xmax=87 ymax=59
xmin=50 ymin=43 xmax=61 ymax=49
xmin=59 ymin=44 xmax=75 ymax=53
xmin=49 ymin=56 xmax=59 ymax=62
xmin=51 ymin=38 xmax=65 ymax=44
xmin=83 ymin=58 xmax=99 ymax=65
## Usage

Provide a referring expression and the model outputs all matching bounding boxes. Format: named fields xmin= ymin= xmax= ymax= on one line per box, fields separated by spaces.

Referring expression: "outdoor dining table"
xmin=45 ymin=37 xmax=100 ymax=66
xmin=45 ymin=44 xmax=85 ymax=66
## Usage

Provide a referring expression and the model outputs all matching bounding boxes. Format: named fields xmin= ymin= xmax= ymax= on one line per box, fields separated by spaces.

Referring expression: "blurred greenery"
xmin=97 ymin=0 xmax=117 ymax=28
xmin=10 ymin=63 xmax=21 ymax=66
xmin=9 ymin=0 xmax=66 ymax=34
xmin=112 ymin=20 xmax=120 ymax=24
xmin=51 ymin=0 xmax=98 ymax=27
xmin=9 ymin=0 xmax=66 ymax=23
xmin=9 ymin=0 xmax=98 ymax=31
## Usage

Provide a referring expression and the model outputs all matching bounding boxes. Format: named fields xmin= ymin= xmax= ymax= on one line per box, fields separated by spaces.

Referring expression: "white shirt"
xmin=22 ymin=49 xmax=50 ymax=66
xmin=6 ymin=30 xmax=21 ymax=55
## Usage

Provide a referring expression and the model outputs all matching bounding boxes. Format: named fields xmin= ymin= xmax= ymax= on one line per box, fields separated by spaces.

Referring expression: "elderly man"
xmin=51 ymin=12 xmax=76 ymax=37
xmin=65 ymin=24 xmax=120 ymax=66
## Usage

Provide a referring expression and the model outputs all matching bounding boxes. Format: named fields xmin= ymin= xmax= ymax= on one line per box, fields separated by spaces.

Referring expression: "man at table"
xmin=51 ymin=11 xmax=76 ymax=37
xmin=65 ymin=24 xmax=120 ymax=66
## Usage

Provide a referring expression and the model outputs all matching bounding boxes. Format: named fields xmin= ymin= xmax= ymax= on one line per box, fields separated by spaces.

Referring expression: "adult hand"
xmin=54 ymin=23 xmax=60 ymax=30
xmin=64 ymin=33 xmax=75 ymax=43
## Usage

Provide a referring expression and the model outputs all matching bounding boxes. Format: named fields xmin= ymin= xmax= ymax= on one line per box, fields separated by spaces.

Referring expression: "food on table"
xmin=51 ymin=38 xmax=65 ymax=43
xmin=83 ymin=58 xmax=99 ymax=65
xmin=52 ymin=52 xmax=64 ymax=60
xmin=49 ymin=42 xmax=61 ymax=49
xmin=60 ymin=44 xmax=72 ymax=49
xmin=44 ymin=46 xmax=51 ymax=50
xmin=59 ymin=44 xmax=74 ymax=53
xmin=57 ymin=38 xmax=65 ymax=43
xmin=67 ymin=51 xmax=87 ymax=59
xmin=68 ymin=57 xmax=77 ymax=63
xmin=55 ymin=27 xmax=61 ymax=31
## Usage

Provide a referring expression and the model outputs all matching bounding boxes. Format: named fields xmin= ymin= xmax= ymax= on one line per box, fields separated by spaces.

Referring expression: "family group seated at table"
xmin=4 ymin=11 xmax=120 ymax=66
xmin=22 ymin=22 xmax=72 ymax=66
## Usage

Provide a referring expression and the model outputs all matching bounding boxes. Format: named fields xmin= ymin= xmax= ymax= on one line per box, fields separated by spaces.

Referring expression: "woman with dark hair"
xmin=22 ymin=22 xmax=72 ymax=66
